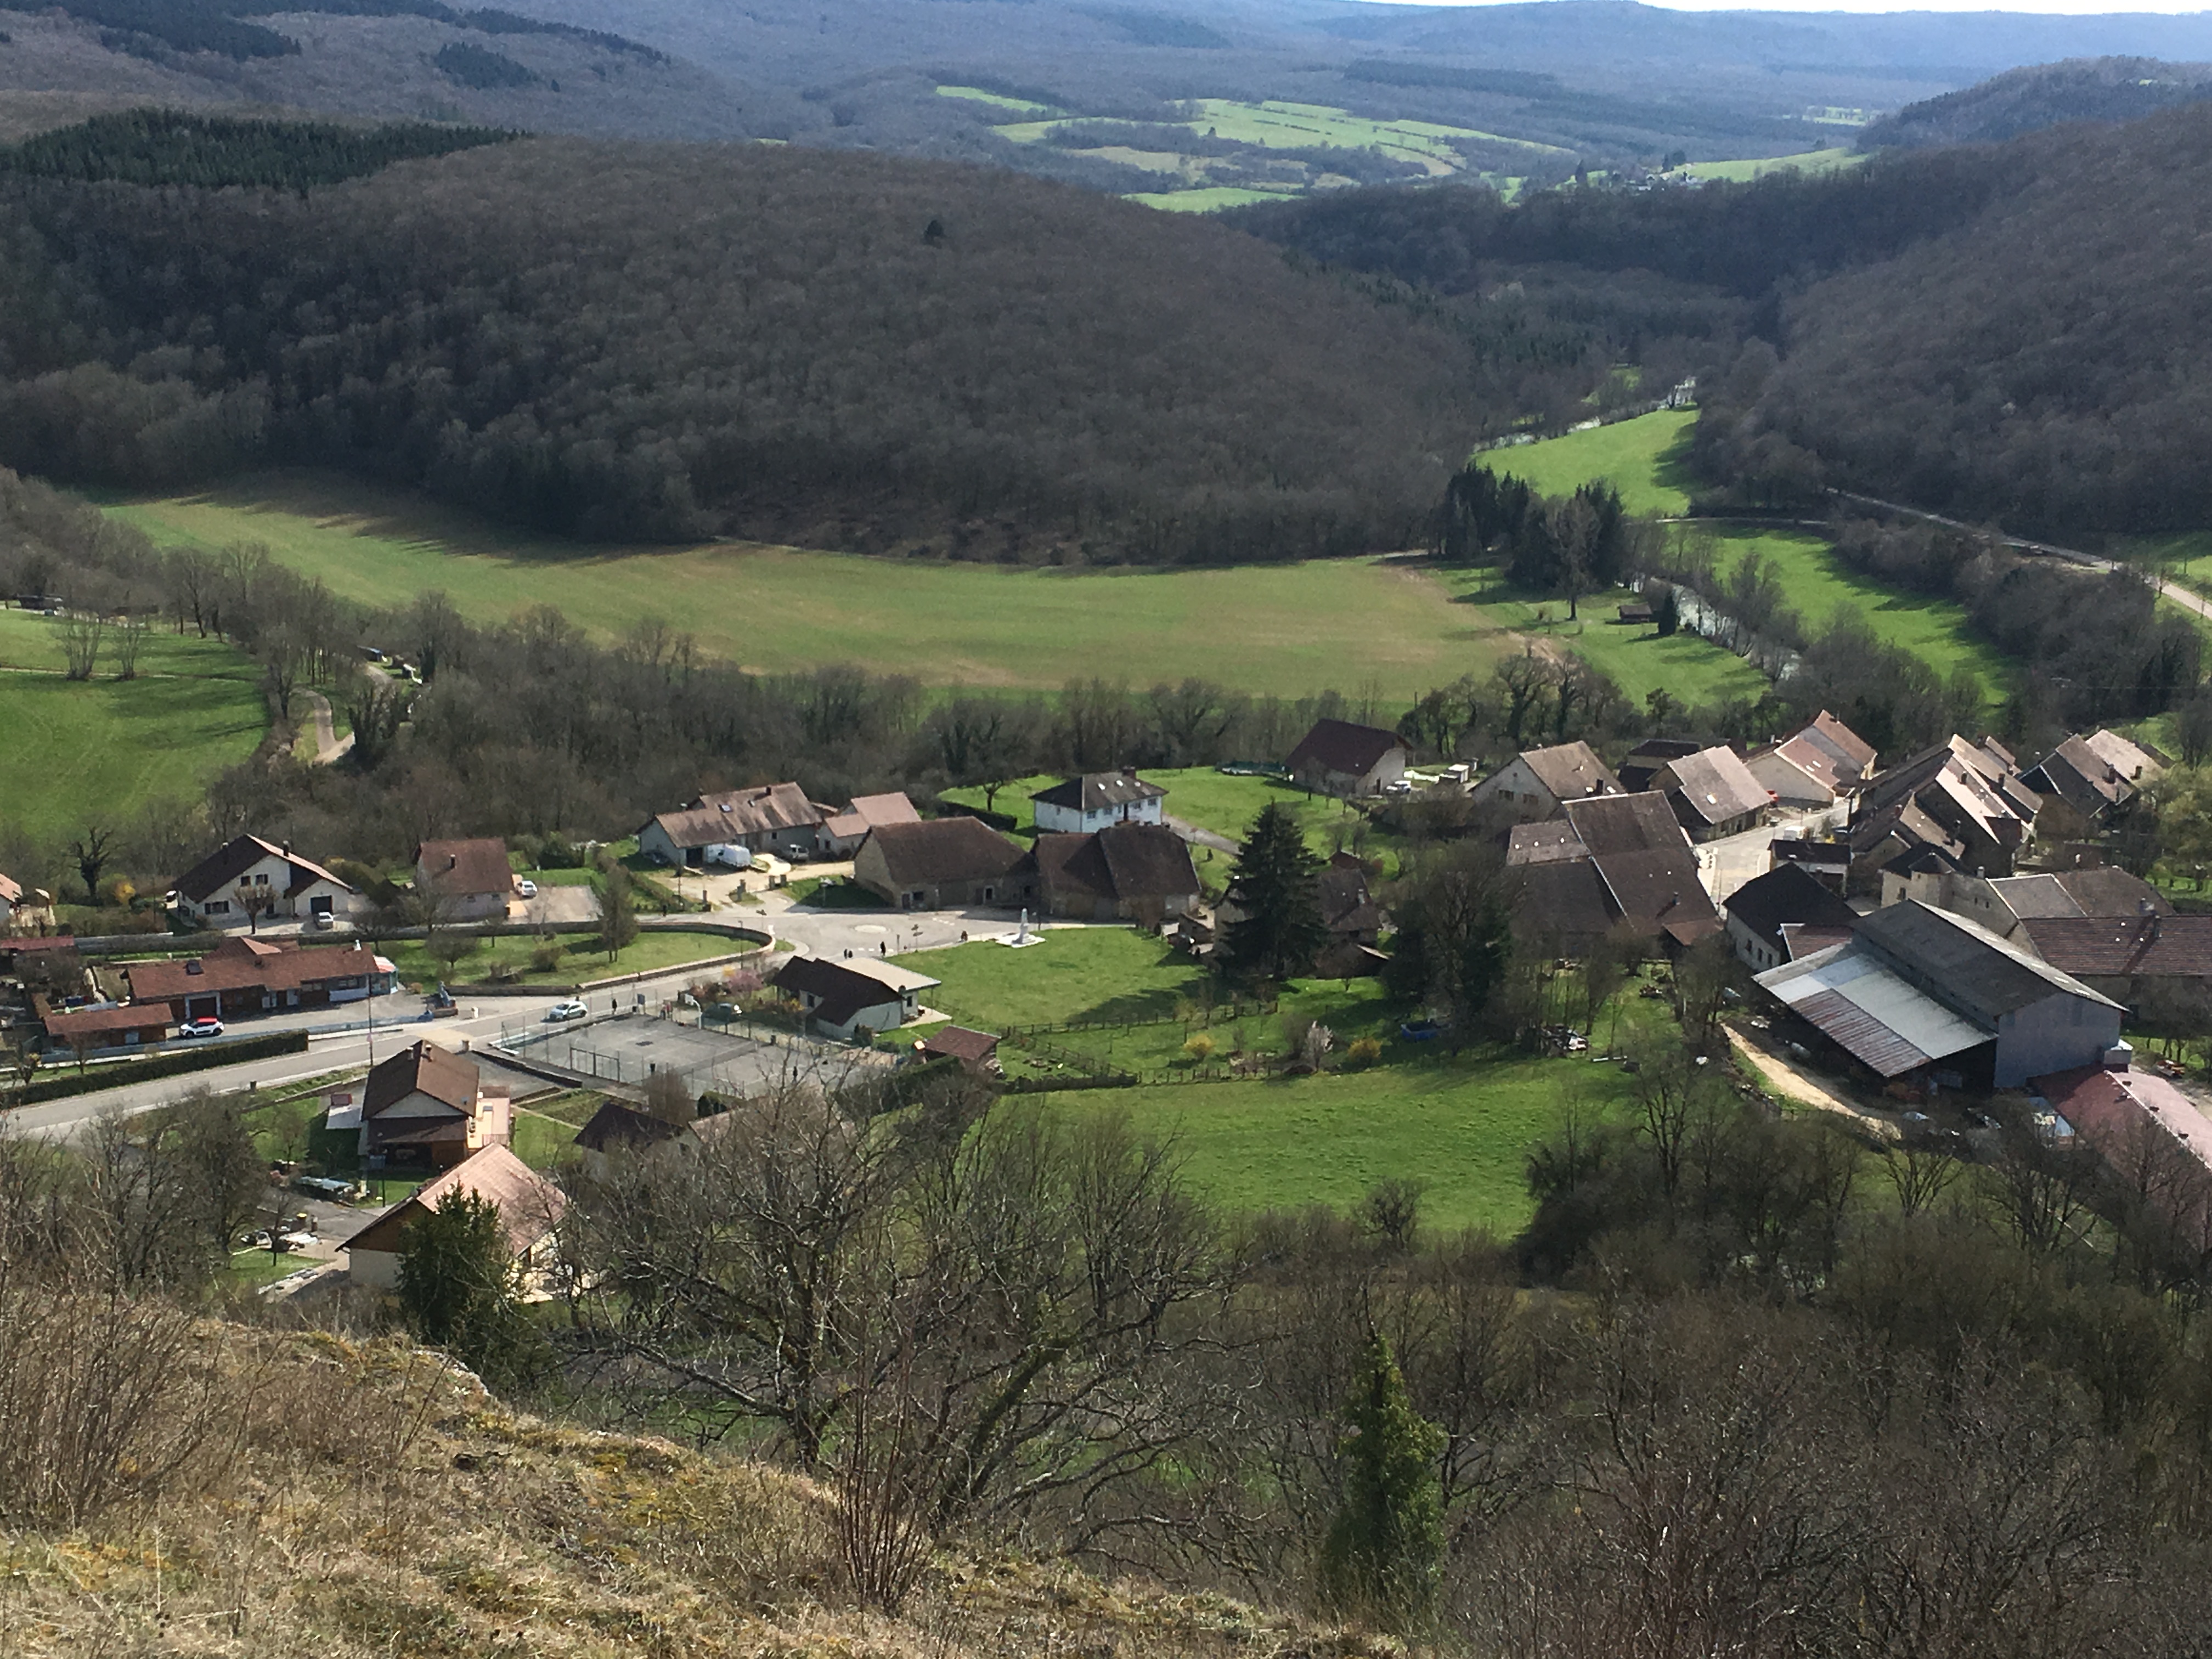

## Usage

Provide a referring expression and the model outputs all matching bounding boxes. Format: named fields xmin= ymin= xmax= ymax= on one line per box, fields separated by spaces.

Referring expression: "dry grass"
xmin=0 ymin=1322 xmax=1353 ymax=1659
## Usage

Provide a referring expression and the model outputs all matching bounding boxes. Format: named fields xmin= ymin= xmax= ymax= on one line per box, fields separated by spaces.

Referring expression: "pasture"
xmin=940 ymin=766 xmax=1356 ymax=855
xmin=1440 ymin=574 xmax=1768 ymax=708
xmin=1093 ymin=1053 xmax=1610 ymax=1237
xmin=0 ymin=609 xmax=267 ymax=847
xmin=106 ymin=478 xmax=1511 ymax=701
xmin=1477 ymin=409 xmax=1699 ymax=515
xmin=1125 ymin=186 xmax=1285 ymax=211
xmin=1680 ymin=148 xmax=1865 ymax=182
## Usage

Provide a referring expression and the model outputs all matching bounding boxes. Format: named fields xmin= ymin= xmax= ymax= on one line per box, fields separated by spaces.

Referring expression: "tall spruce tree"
xmin=397 ymin=1189 xmax=550 ymax=1391
xmin=1319 ymin=1333 xmax=1447 ymax=1629
xmin=1219 ymin=803 xmax=1327 ymax=983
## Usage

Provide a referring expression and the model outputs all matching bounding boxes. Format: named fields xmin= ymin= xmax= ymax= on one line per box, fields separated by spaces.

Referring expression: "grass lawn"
xmin=788 ymin=877 xmax=883 ymax=909
xmin=935 ymin=84 xmax=1059 ymax=117
xmin=104 ymin=478 xmax=1511 ymax=702
xmin=1096 ymin=1048 xmax=1627 ymax=1237
xmin=382 ymin=929 xmax=737 ymax=990
xmin=1708 ymin=526 xmax=2015 ymax=701
xmin=1679 ymin=148 xmax=1864 ymax=182
xmin=0 ymin=610 xmax=268 ymax=845
xmin=1479 ymin=409 xmax=1699 ymax=515
xmin=1125 ymin=187 xmax=1287 ymax=212
xmin=896 ymin=928 xmax=1209 ymax=1030
xmin=1438 ymin=573 xmax=1767 ymax=708
xmin=511 ymin=1107 xmax=581 ymax=1171
xmin=941 ymin=766 xmax=1358 ymax=858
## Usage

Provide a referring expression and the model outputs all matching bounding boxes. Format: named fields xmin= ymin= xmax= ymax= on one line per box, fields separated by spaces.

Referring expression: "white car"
xmin=517 ymin=878 xmax=539 ymax=899
xmin=544 ymin=999 xmax=590 ymax=1023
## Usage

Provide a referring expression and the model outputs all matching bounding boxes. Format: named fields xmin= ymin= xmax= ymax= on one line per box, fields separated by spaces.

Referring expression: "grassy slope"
xmin=1480 ymin=409 xmax=1699 ymax=514
xmin=1441 ymin=573 xmax=1768 ymax=707
xmin=900 ymin=928 xmax=1205 ymax=1029
xmin=1680 ymin=147 xmax=1865 ymax=182
xmin=381 ymin=929 xmax=736 ymax=990
xmin=107 ymin=481 xmax=1503 ymax=701
xmin=940 ymin=765 xmax=1356 ymax=854
xmin=0 ymin=610 xmax=267 ymax=844
xmin=1126 ymin=187 xmax=1285 ymax=211
xmin=1108 ymin=1053 xmax=1616 ymax=1237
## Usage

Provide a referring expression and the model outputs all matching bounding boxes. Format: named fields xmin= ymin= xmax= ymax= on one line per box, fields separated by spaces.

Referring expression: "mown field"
xmin=940 ymin=765 xmax=1361 ymax=856
xmin=1480 ymin=409 xmax=1699 ymax=515
xmin=1679 ymin=147 xmax=1865 ymax=182
xmin=106 ymin=479 xmax=1506 ymax=702
xmin=1438 ymin=575 xmax=1768 ymax=708
xmin=0 ymin=608 xmax=267 ymax=847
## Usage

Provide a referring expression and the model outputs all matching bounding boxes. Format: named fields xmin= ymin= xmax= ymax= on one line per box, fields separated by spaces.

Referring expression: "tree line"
xmin=0 ymin=109 xmax=515 ymax=191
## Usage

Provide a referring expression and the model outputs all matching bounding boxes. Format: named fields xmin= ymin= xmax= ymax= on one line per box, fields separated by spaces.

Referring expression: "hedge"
xmin=14 ymin=1030 xmax=311 ymax=1105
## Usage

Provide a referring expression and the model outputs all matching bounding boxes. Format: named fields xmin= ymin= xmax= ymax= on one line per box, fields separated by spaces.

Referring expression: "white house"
xmin=1030 ymin=771 xmax=1167 ymax=834
xmin=770 ymin=954 xmax=941 ymax=1041
xmin=1468 ymin=742 xmax=1623 ymax=822
xmin=1285 ymin=720 xmax=1410 ymax=797
xmin=172 ymin=835 xmax=365 ymax=930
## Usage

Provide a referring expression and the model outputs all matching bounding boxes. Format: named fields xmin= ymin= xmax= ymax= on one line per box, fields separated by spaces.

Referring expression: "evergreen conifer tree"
xmin=397 ymin=1189 xmax=549 ymax=1391
xmin=1319 ymin=1333 xmax=1447 ymax=1629
xmin=1218 ymin=803 xmax=1327 ymax=983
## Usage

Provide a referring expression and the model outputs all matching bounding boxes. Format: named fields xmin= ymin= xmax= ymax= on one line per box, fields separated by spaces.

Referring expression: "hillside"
xmin=1730 ymin=100 xmax=2212 ymax=535
xmin=0 ymin=122 xmax=1480 ymax=562
xmin=1861 ymin=56 xmax=2212 ymax=150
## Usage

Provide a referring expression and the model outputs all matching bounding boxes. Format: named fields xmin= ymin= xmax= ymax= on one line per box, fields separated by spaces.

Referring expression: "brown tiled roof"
xmin=1656 ymin=746 xmax=1771 ymax=830
xmin=126 ymin=939 xmax=382 ymax=1006
xmin=1095 ymin=823 xmax=1199 ymax=900
xmin=2017 ymin=915 xmax=2212 ymax=980
xmin=919 ymin=1026 xmax=1001 ymax=1063
xmin=573 ymin=1099 xmax=689 ymax=1155
xmin=1562 ymin=791 xmax=1685 ymax=857
xmin=646 ymin=782 xmax=827 ymax=850
xmin=1285 ymin=719 xmax=1404 ymax=778
xmin=416 ymin=838 xmax=514 ymax=900
xmin=1617 ymin=738 xmax=1702 ymax=794
xmin=1592 ymin=851 xmax=1721 ymax=942
xmin=43 ymin=1003 xmax=171 ymax=1040
xmin=824 ymin=792 xmax=921 ymax=839
xmin=2032 ymin=1067 xmax=2212 ymax=1238
xmin=1506 ymin=821 xmax=1590 ymax=865
xmin=1030 ymin=771 xmax=1166 ymax=812
xmin=345 ymin=1146 xmax=565 ymax=1261
xmin=1512 ymin=860 xmax=1619 ymax=947
xmin=1987 ymin=868 xmax=2166 ymax=921
xmin=1518 ymin=741 xmax=1622 ymax=803
xmin=1317 ymin=866 xmax=1380 ymax=936
xmin=363 ymin=1040 xmax=481 ymax=1118
xmin=174 ymin=834 xmax=356 ymax=904
xmin=863 ymin=818 xmax=1028 ymax=887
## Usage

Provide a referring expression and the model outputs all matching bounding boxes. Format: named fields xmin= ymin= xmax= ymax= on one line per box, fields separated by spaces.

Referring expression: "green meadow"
xmin=1479 ymin=409 xmax=1700 ymax=515
xmin=0 ymin=609 xmax=267 ymax=846
xmin=106 ymin=477 xmax=1515 ymax=702
xmin=1679 ymin=148 xmax=1865 ymax=183
xmin=940 ymin=766 xmax=1357 ymax=855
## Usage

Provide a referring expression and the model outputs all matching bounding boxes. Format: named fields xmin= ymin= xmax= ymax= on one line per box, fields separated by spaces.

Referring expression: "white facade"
xmin=1468 ymin=756 xmax=1560 ymax=821
xmin=1034 ymin=794 xmax=1165 ymax=835
xmin=179 ymin=850 xmax=364 ymax=930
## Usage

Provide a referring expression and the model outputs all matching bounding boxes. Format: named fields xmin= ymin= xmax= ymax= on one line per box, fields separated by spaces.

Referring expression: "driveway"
xmin=1696 ymin=805 xmax=1848 ymax=904
xmin=512 ymin=885 xmax=600 ymax=926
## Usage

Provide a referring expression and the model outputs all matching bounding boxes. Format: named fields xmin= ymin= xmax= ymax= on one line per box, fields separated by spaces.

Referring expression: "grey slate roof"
xmin=1724 ymin=864 xmax=1858 ymax=951
xmin=1856 ymin=901 xmax=2123 ymax=1025
xmin=1030 ymin=771 xmax=1166 ymax=812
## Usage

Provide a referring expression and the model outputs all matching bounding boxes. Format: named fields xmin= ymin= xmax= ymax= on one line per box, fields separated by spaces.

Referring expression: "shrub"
xmin=1346 ymin=1035 xmax=1383 ymax=1068
xmin=530 ymin=939 xmax=566 ymax=975
xmin=1183 ymin=1032 xmax=1217 ymax=1063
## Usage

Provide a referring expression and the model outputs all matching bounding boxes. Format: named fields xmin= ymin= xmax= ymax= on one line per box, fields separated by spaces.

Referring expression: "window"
xmin=205 ymin=900 xmax=229 ymax=915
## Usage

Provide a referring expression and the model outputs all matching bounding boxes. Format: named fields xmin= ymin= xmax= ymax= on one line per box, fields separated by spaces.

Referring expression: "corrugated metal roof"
xmin=1759 ymin=943 xmax=1989 ymax=1078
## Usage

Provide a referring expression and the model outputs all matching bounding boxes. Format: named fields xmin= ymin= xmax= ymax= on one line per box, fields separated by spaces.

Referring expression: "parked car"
xmin=517 ymin=878 xmax=539 ymax=899
xmin=544 ymin=999 xmax=590 ymax=1023
xmin=179 ymin=1016 xmax=224 ymax=1039
xmin=312 ymin=911 xmax=337 ymax=930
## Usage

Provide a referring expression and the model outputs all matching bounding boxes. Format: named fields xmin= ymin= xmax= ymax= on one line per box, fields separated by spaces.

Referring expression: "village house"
xmin=1851 ymin=736 xmax=2040 ymax=889
xmin=125 ymin=936 xmax=394 ymax=1023
xmin=2030 ymin=1064 xmax=2212 ymax=1255
xmin=171 ymin=834 xmax=365 ymax=930
xmin=1030 ymin=771 xmax=1167 ymax=835
xmin=1891 ymin=864 xmax=2166 ymax=945
xmin=1505 ymin=791 xmax=1721 ymax=955
xmin=413 ymin=838 xmax=518 ymax=922
xmin=2021 ymin=729 xmax=2168 ymax=841
xmin=817 ymin=792 xmax=922 ymax=857
xmin=41 ymin=1002 xmax=173 ymax=1053
xmin=345 ymin=1144 xmax=563 ymax=1291
xmin=1651 ymin=745 xmax=1773 ymax=842
xmin=332 ymin=1039 xmax=511 ymax=1171
xmin=1469 ymin=741 xmax=1624 ymax=822
xmin=2012 ymin=911 xmax=2212 ymax=1010
xmin=1034 ymin=823 xmax=1200 ymax=922
xmin=572 ymin=1098 xmax=695 ymax=1178
xmin=637 ymin=782 xmax=829 ymax=868
xmin=1284 ymin=718 xmax=1410 ymax=797
xmin=1767 ymin=836 xmax=1852 ymax=892
xmin=1747 ymin=711 xmax=1878 ymax=810
xmin=770 ymin=954 xmax=941 ymax=1040
xmin=1315 ymin=854 xmax=1387 ymax=978
xmin=1756 ymin=900 xmax=2126 ymax=1090
xmin=1616 ymin=738 xmax=1704 ymax=795
xmin=851 ymin=817 xmax=1035 ymax=910
xmin=1723 ymin=863 xmax=1859 ymax=973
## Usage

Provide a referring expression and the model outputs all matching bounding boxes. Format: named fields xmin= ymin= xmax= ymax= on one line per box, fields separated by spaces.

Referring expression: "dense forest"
xmin=1860 ymin=54 xmax=2212 ymax=149
xmin=0 ymin=116 xmax=1491 ymax=562
xmin=1248 ymin=99 xmax=2212 ymax=540
xmin=0 ymin=108 xmax=514 ymax=187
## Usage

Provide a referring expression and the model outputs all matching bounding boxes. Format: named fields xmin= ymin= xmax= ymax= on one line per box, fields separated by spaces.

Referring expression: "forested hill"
xmin=1722 ymin=100 xmax=2212 ymax=535
xmin=0 ymin=124 xmax=1481 ymax=562
xmin=1860 ymin=56 xmax=2212 ymax=150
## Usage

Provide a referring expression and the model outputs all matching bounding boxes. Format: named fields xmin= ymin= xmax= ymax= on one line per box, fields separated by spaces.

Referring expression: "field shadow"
xmin=1652 ymin=426 xmax=1701 ymax=506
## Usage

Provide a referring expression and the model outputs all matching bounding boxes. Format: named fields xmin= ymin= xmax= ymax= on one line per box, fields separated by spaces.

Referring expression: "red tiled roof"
xmin=345 ymin=1146 xmax=565 ymax=1261
xmin=919 ymin=1026 xmax=1001 ymax=1063
xmin=2017 ymin=915 xmax=2212 ymax=980
xmin=126 ymin=939 xmax=382 ymax=1006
